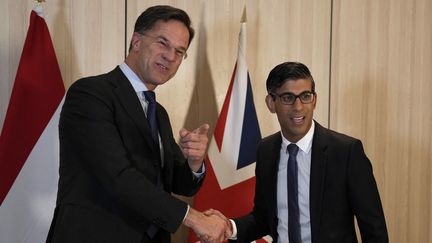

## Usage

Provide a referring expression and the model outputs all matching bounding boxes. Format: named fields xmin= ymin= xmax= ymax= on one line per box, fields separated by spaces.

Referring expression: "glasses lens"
xmin=281 ymin=94 xmax=296 ymax=105
xmin=300 ymin=92 xmax=313 ymax=103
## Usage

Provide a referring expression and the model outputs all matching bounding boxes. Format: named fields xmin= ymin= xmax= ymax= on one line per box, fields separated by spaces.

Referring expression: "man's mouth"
xmin=156 ymin=63 xmax=168 ymax=70
xmin=291 ymin=116 xmax=305 ymax=124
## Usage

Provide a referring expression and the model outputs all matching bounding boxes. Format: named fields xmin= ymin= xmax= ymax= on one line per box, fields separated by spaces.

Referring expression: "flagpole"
xmin=241 ymin=5 xmax=247 ymax=23
xmin=34 ymin=0 xmax=45 ymax=17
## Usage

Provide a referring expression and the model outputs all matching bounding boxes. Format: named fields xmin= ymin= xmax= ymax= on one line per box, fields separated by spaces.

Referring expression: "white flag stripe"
xmin=208 ymin=22 xmax=256 ymax=189
xmin=222 ymin=22 xmax=248 ymax=167
xmin=208 ymin=137 xmax=256 ymax=189
xmin=0 ymin=98 xmax=63 ymax=242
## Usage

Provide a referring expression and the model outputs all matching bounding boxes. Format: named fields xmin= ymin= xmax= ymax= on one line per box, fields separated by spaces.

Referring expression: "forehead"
xmin=147 ymin=20 xmax=190 ymax=47
xmin=277 ymin=78 xmax=313 ymax=93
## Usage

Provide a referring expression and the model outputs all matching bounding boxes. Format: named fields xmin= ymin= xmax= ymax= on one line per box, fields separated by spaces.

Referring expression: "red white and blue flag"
xmin=0 ymin=4 xmax=64 ymax=242
xmin=189 ymin=9 xmax=271 ymax=243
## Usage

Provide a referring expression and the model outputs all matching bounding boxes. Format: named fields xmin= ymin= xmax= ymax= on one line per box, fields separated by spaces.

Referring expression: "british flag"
xmin=189 ymin=10 xmax=271 ymax=243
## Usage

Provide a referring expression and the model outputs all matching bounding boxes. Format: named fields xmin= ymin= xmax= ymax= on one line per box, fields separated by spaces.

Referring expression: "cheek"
xmin=307 ymin=105 xmax=316 ymax=115
xmin=275 ymin=109 xmax=289 ymax=123
xmin=170 ymin=62 xmax=183 ymax=75
xmin=276 ymin=106 xmax=290 ymax=116
xmin=137 ymin=52 xmax=148 ymax=67
xmin=172 ymin=63 xmax=181 ymax=71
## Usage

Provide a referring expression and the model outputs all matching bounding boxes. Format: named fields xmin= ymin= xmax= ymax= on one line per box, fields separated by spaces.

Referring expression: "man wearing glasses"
xmin=207 ymin=62 xmax=388 ymax=243
xmin=47 ymin=5 xmax=230 ymax=243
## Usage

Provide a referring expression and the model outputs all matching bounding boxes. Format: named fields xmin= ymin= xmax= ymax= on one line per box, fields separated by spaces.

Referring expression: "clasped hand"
xmin=184 ymin=208 xmax=232 ymax=243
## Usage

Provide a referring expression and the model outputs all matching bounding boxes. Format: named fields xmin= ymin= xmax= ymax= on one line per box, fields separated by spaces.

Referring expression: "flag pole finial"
xmin=241 ymin=5 xmax=247 ymax=23
xmin=33 ymin=0 xmax=45 ymax=16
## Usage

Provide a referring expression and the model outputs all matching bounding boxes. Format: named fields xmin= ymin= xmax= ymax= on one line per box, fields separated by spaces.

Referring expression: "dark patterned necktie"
xmin=143 ymin=91 xmax=159 ymax=143
xmin=143 ymin=90 xmax=160 ymax=238
xmin=287 ymin=143 xmax=301 ymax=243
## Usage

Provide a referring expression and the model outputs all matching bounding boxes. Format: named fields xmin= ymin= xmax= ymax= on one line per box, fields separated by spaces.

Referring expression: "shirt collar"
xmin=119 ymin=62 xmax=148 ymax=93
xmin=281 ymin=120 xmax=315 ymax=154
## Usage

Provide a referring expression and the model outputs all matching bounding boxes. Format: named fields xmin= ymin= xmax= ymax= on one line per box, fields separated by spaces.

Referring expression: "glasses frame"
xmin=139 ymin=33 xmax=188 ymax=60
xmin=270 ymin=90 xmax=316 ymax=105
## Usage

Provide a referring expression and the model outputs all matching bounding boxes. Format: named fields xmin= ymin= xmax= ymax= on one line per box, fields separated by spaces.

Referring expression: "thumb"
xmin=193 ymin=123 xmax=209 ymax=135
xmin=179 ymin=128 xmax=190 ymax=138
xmin=203 ymin=208 xmax=215 ymax=216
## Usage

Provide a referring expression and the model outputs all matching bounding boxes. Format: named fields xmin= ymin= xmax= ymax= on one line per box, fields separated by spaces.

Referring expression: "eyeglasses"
xmin=140 ymin=33 xmax=188 ymax=60
xmin=270 ymin=91 xmax=316 ymax=105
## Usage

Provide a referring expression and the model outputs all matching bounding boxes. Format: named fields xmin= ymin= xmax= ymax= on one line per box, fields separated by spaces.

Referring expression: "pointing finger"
xmin=179 ymin=128 xmax=190 ymax=138
xmin=193 ymin=123 xmax=209 ymax=135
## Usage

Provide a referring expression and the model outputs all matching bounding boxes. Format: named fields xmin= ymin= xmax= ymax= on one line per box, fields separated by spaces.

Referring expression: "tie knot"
xmin=144 ymin=91 xmax=156 ymax=103
xmin=287 ymin=144 xmax=299 ymax=157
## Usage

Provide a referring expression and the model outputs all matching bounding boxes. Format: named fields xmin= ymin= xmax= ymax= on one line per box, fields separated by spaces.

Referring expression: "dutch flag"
xmin=0 ymin=4 xmax=64 ymax=243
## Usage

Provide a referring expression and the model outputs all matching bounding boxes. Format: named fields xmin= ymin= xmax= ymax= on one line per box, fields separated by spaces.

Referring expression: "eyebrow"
xmin=278 ymin=90 xmax=313 ymax=96
xmin=157 ymin=35 xmax=188 ymax=52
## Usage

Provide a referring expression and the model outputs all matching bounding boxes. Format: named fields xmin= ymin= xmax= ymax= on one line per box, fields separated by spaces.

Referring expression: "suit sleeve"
xmin=347 ymin=140 xmax=389 ymax=242
xmin=60 ymin=80 xmax=189 ymax=233
xmin=232 ymin=142 xmax=271 ymax=242
xmin=158 ymin=106 xmax=204 ymax=196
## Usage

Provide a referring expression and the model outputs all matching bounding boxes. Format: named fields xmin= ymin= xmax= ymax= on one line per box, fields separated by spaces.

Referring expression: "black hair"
xmin=266 ymin=62 xmax=315 ymax=93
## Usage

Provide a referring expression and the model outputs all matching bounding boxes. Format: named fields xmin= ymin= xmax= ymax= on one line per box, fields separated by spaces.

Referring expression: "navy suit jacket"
xmin=47 ymin=67 xmax=203 ymax=243
xmin=233 ymin=122 xmax=388 ymax=243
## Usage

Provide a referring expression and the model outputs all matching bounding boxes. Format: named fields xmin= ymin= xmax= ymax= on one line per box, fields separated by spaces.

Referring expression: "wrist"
xmin=188 ymin=159 xmax=204 ymax=172
xmin=183 ymin=207 xmax=201 ymax=228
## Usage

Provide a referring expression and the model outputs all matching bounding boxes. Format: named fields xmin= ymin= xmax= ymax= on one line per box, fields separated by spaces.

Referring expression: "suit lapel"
xmin=157 ymin=106 xmax=173 ymax=169
xmin=309 ymin=122 xmax=328 ymax=238
xmin=264 ymin=133 xmax=282 ymax=237
xmin=110 ymin=67 xmax=160 ymax=153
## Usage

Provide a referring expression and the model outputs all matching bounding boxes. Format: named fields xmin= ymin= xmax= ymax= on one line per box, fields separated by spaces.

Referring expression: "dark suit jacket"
xmin=233 ymin=122 xmax=388 ymax=243
xmin=47 ymin=67 xmax=203 ymax=243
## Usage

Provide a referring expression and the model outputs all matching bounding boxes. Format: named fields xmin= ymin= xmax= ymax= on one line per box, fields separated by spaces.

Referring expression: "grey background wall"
xmin=1 ymin=0 xmax=431 ymax=242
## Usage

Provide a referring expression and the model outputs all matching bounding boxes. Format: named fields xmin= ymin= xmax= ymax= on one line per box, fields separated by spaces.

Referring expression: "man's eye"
xmin=157 ymin=40 xmax=168 ymax=47
xmin=301 ymin=93 xmax=312 ymax=99
xmin=282 ymin=95 xmax=295 ymax=102
xmin=176 ymin=50 xmax=185 ymax=56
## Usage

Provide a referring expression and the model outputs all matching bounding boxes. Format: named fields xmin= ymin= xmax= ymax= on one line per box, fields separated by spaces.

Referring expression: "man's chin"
xmin=148 ymin=78 xmax=170 ymax=87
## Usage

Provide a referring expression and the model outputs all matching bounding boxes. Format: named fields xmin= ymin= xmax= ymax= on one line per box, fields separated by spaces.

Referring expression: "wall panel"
xmin=47 ymin=0 xmax=125 ymax=88
xmin=0 ymin=0 xmax=125 ymax=129
xmin=331 ymin=0 xmax=432 ymax=242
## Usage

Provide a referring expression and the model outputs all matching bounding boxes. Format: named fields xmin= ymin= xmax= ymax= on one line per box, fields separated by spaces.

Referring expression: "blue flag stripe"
xmin=237 ymin=72 xmax=261 ymax=169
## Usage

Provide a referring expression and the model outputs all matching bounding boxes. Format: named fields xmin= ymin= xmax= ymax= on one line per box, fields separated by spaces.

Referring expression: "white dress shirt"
xmin=230 ymin=122 xmax=315 ymax=242
xmin=277 ymin=121 xmax=315 ymax=243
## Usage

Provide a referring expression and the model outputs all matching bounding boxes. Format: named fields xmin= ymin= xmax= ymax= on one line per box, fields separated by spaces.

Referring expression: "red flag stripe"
xmin=189 ymin=157 xmax=255 ymax=242
xmin=213 ymin=63 xmax=237 ymax=151
xmin=0 ymin=11 xmax=64 ymax=204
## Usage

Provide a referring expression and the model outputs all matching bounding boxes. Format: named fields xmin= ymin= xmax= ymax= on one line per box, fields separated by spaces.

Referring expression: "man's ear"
xmin=265 ymin=94 xmax=276 ymax=113
xmin=130 ymin=32 xmax=142 ymax=51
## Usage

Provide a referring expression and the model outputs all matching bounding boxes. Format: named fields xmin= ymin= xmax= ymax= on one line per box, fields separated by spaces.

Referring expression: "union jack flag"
xmin=189 ymin=9 xmax=271 ymax=243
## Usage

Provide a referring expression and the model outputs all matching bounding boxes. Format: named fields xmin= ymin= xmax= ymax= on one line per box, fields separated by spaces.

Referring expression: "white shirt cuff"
xmin=183 ymin=205 xmax=190 ymax=222
xmin=192 ymin=161 xmax=206 ymax=178
xmin=229 ymin=219 xmax=238 ymax=240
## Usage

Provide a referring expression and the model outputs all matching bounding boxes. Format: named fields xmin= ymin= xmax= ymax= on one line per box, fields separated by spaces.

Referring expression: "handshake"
xmin=184 ymin=208 xmax=233 ymax=243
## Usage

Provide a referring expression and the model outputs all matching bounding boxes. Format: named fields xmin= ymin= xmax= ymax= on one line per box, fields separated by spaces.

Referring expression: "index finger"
xmin=193 ymin=123 xmax=210 ymax=135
